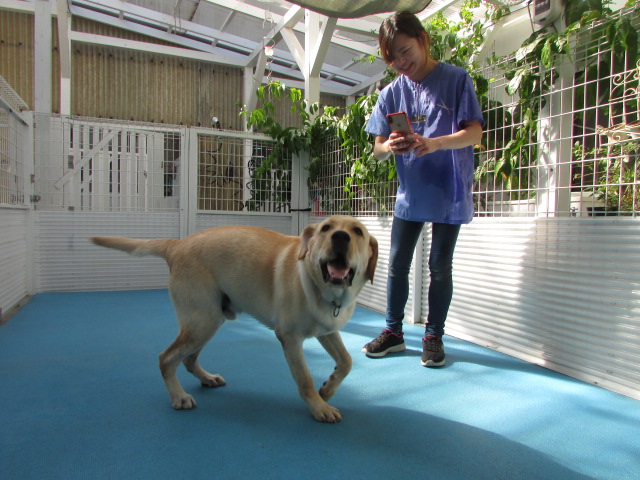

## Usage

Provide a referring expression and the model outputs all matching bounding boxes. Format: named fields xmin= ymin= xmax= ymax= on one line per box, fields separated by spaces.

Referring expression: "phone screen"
xmin=386 ymin=112 xmax=413 ymax=135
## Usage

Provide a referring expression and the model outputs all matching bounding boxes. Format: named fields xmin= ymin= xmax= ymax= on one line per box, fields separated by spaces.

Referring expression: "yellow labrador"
xmin=91 ymin=215 xmax=378 ymax=423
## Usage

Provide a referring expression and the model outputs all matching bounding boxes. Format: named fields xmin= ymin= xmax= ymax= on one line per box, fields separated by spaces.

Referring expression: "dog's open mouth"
xmin=321 ymin=255 xmax=356 ymax=286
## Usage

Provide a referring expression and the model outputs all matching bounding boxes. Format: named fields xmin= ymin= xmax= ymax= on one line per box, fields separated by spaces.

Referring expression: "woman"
xmin=362 ymin=11 xmax=484 ymax=367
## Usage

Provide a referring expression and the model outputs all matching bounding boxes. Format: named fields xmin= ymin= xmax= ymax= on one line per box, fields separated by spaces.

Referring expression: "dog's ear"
xmin=366 ymin=234 xmax=379 ymax=283
xmin=298 ymin=223 xmax=318 ymax=260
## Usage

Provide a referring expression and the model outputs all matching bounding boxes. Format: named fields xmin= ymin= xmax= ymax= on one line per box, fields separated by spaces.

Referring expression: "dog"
xmin=91 ymin=215 xmax=378 ymax=423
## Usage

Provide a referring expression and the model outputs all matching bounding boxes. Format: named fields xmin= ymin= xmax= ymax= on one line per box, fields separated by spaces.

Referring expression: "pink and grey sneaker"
xmin=362 ymin=329 xmax=406 ymax=357
xmin=421 ymin=335 xmax=445 ymax=367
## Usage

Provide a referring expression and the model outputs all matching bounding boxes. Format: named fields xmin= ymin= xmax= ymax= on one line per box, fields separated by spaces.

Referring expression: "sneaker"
xmin=421 ymin=335 xmax=445 ymax=367
xmin=362 ymin=329 xmax=406 ymax=357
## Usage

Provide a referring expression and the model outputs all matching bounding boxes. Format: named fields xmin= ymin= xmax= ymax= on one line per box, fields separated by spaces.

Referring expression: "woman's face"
xmin=387 ymin=32 xmax=429 ymax=82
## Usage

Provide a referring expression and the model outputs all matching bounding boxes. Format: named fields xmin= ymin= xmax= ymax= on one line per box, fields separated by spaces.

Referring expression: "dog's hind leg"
xmin=317 ymin=332 xmax=352 ymax=402
xmin=183 ymin=348 xmax=226 ymax=388
xmin=159 ymin=309 xmax=225 ymax=410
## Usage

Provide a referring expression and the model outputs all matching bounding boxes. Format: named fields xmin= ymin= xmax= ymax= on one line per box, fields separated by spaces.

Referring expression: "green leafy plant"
xmin=240 ymin=81 xmax=333 ymax=211
xmin=241 ymin=81 xmax=397 ymax=213
xmin=573 ymin=140 xmax=640 ymax=214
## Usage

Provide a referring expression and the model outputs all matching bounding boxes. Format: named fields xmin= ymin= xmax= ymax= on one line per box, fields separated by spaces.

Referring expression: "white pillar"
xmin=56 ymin=0 xmax=72 ymax=115
xmin=34 ymin=0 xmax=52 ymax=113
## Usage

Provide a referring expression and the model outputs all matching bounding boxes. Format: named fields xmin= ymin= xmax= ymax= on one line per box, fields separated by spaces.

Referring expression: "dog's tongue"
xmin=328 ymin=263 xmax=349 ymax=280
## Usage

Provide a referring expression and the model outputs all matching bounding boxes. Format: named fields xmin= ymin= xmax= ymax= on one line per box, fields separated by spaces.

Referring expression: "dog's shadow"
xmin=185 ymin=386 xmax=592 ymax=480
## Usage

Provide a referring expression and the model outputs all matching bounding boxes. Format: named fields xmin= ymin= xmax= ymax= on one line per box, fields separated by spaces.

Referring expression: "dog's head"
xmin=298 ymin=215 xmax=378 ymax=288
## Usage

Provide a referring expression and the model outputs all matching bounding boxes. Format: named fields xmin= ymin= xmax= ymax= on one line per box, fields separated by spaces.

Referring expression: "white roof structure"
xmin=3 ymin=0 xmax=533 ymax=102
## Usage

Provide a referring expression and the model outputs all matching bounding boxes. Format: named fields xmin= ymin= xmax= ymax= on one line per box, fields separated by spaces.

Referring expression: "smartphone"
xmin=386 ymin=112 xmax=413 ymax=135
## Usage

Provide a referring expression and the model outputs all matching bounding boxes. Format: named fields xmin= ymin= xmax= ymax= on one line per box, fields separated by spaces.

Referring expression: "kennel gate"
xmin=29 ymin=114 xmax=307 ymax=293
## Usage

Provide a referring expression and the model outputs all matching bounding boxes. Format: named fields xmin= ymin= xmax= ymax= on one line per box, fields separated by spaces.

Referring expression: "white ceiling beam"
xmin=69 ymin=31 xmax=246 ymax=66
xmin=245 ymin=48 xmax=269 ymax=113
xmin=263 ymin=45 xmax=371 ymax=84
xmin=210 ymin=10 xmax=235 ymax=47
xmin=69 ymin=4 xmax=255 ymax=56
xmin=187 ymin=0 xmax=201 ymax=22
xmin=70 ymin=0 xmax=382 ymax=86
xmin=0 ymin=0 xmax=35 ymax=13
xmin=72 ymin=0 xmax=256 ymax=51
xmin=280 ymin=26 xmax=305 ymax=73
xmin=202 ymin=0 xmax=379 ymax=56
xmin=310 ymin=16 xmax=336 ymax=78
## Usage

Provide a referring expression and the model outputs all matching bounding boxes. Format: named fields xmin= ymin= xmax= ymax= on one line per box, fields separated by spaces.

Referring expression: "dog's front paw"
xmin=311 ymin=403 xmax=342 ymax=423
xmin=171 ymin=394 xmax=197 ymax=410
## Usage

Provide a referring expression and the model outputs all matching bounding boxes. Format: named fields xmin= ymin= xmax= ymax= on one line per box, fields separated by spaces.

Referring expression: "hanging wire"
xmin=262 ymin=10 xmax=275 ymax=85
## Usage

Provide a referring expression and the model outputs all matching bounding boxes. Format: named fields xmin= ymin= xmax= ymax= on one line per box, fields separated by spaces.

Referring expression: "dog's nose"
xmin=331 ymin=230 xmax=350 ymax=247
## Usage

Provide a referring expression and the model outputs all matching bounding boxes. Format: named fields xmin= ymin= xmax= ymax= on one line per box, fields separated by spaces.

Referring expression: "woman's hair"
xmin=379 ymin=11 xmax=430 ymax=65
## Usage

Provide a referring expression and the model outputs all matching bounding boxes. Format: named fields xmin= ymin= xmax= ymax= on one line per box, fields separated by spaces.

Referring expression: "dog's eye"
xmin=321 ymin=224 xmax=331 ymax=232
xmin=353 ymin=227 xmax=363 ymax=236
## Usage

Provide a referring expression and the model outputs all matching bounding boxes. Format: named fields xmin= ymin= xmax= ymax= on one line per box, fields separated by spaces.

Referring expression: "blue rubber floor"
xmin=1 ymin=290 xmax=639 ymax=480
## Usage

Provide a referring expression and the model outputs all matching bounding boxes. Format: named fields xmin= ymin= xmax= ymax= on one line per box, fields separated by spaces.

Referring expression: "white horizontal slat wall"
xmin=195 ymin=212 xmax=293 ymax=236
xmin=443 ymin=217 xmax=640 ymax=400
xmin=34 ymin=211 xmax=179 ymax=292
xmin=0 ymin=208 xmax=29 ymax=318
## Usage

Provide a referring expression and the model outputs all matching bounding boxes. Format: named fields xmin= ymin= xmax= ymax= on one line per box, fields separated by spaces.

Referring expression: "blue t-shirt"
xmin=365 ymin=62 xmax=484 ymax=224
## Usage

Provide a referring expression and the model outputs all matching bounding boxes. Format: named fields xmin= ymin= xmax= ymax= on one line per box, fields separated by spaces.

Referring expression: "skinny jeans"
xmin=385 ymin=217 xmax=461 ymax=337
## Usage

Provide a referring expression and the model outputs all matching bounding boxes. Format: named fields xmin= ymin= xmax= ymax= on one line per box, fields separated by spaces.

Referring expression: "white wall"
xmin=0 ymin=208 xmax=29 ymax=319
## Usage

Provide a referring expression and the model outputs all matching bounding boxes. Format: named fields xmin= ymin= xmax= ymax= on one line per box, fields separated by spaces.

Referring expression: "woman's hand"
xmin=387 ymin=131 xmax=415 ymax=155
xmin=406 ymin=134 xmax=442 ymax=156
xmin=405 ymin=122 xmax=483 ymax=156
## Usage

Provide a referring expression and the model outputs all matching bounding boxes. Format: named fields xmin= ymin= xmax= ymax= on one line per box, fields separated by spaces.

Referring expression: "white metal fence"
xmin=29 ymin=115 xmax=298 ymax=293
xmin=196 ymin=131 xmax=286 ymax=213
xmin=0 ymin=75 xmax=30 ymax=320
xmin=474 ymin=40 xmax=639 ymax=218
xmin=33 ymin=115 xmax=183 ymax=213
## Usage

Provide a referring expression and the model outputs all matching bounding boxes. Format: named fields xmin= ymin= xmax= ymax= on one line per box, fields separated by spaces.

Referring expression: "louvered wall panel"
xmin=0 ymin=208 xmax=29 ymax=319
xmin=443 ymin=217 xmax=640 ymax=400
xmin=0 ymin=11 xmax=35 ymax=109
xmin=34 ymin=211 xmax=179 ymax=292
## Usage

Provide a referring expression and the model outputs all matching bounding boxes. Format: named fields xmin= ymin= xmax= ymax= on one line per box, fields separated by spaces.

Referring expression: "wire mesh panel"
xmin=474 ymin=11 xmax=640 ymax=218
xmin=196 ymin=132 xmax=288 ymax=213
xmin=34 ymin=115 xmax=183 ymax=212
xmin=0 ymin=110 xmax=27 ymax=207
xmin=572 ymin=42 xmax=639 ymax=217
xmin=309 ymin=135 xmax=397 ymax=217
xmin=197 ymin=133 xmax=245 ymax=212
xmin=474 ymin=60 xmax=542 ymax=217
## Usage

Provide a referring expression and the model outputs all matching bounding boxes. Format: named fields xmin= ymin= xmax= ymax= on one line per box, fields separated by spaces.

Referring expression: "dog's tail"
xmin=91 ymin=236 xmax=177 ymax=260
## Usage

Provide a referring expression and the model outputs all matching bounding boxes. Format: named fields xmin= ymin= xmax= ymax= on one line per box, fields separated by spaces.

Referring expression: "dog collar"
xmin=331 ymin=300 xmax=341 ymax=317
